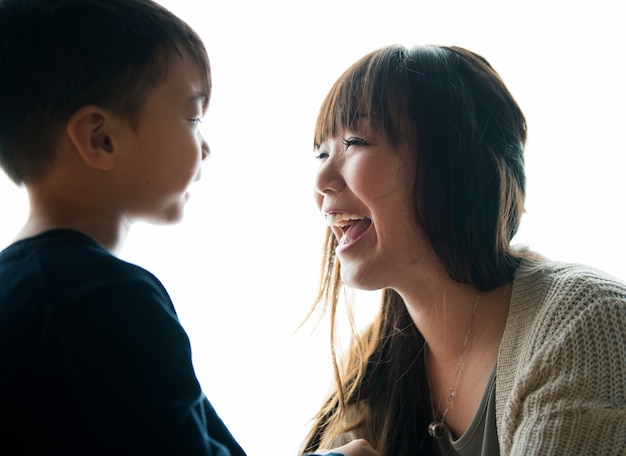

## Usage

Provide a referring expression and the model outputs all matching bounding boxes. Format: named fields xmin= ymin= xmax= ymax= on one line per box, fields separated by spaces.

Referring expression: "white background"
xmin=1 ymin=1 xmax=625 ymax=454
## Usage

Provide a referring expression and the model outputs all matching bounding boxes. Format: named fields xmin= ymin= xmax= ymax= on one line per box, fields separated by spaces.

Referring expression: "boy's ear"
xmin=65 ymin=106 xmax=121 ymax=171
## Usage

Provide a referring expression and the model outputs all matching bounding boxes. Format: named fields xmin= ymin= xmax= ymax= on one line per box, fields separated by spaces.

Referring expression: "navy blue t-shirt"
xmin=0 ymin=229 xmax=245 ymax=455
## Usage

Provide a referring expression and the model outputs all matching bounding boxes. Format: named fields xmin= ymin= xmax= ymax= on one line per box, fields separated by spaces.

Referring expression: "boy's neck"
xmin=18 ymin=188 xmax=130 ymax=254
xmin=17 ymin=216 xmax=129 ymax=254
xmin=16 ymin=144 xmax=134 ymax=254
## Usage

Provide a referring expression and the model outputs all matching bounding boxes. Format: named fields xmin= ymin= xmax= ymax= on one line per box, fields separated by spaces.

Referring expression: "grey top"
xmin=434 ymin=365 xmax=499 ymax=456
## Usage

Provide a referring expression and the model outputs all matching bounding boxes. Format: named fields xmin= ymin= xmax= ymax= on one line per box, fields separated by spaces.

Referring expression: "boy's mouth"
xmin=327 ymin=213 xmax=372 ymax=245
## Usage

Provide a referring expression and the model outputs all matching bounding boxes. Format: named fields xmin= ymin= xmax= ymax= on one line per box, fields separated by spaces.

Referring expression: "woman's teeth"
xmin=326 ymin=213 xmax=364 ymax=227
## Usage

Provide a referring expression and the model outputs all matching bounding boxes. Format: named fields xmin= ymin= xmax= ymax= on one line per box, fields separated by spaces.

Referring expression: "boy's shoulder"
xmin=2 ymin=229 xmax=129 ymax=272
xmin=0 ymin=229 xmax=169 ymax=309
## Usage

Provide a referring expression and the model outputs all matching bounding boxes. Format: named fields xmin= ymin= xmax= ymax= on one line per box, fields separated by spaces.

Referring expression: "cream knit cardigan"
xmin=316 ymin=255 xmax=626 ymax=455
xmin=496 ymin=255 xmax=626 ymax=455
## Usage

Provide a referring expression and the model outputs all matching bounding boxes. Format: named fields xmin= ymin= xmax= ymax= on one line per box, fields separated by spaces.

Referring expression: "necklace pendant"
xmin=428 ymin=421 xmax=446 ymax=439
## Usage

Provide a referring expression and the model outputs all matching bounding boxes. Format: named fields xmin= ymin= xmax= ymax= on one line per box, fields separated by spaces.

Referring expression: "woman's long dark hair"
xmin=302 ymin=44 xmax=527 ymax=456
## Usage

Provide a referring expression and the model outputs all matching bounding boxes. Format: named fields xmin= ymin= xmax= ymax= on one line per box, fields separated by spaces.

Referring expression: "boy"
xmin=0 ymin=0 xmax=246 ymax=454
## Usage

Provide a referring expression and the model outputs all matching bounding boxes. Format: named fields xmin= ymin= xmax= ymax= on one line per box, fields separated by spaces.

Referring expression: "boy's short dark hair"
xmin=0 ymin=0 xmax=211 ymax=184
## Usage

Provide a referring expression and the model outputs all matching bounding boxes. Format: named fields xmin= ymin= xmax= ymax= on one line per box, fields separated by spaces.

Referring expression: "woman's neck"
xmin=399 ymin=274 xmax=511 ymax=438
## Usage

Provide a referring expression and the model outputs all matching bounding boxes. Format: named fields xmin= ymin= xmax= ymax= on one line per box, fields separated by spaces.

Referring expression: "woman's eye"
xmin=314 ymin=151 xmax=329 ymax=160
xmin=189 ymin=117 xmax=202 ymax=125
xmin=342 ymin=137 xmax=367 ymax=148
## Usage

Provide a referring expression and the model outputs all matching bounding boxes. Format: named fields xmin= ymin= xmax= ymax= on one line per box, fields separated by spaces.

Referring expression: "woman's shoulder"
xmin=497 ymin=253 xmax=626 ymax=456
xmin=504 ymin=251 xmax=626 ymax=355
xmin=513 ymin=252 xmax=626 ymax=308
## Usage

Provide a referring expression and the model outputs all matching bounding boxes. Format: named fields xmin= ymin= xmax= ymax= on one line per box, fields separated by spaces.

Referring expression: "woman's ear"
xmin=65 ymin=105 xmax=119 ymax=171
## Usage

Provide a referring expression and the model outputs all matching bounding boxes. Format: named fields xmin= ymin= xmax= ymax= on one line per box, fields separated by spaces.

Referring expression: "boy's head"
xmin=0 ymin=0 xmax=211 ymax=185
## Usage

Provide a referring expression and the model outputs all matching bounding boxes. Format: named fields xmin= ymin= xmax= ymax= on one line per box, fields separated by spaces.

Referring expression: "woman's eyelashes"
xmin=314 ymin=150 xmax=329 ymax=160
xmin=188 ymin=117 xmax=203 ymax=125
xmin=314 ymin=136 xmax=368 ymax=159
xmin=342 ymin=136 xmax=368 ymax=148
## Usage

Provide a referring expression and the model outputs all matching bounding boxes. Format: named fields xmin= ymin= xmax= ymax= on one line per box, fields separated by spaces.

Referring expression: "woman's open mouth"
xmin=327 ymin=212 xmax=372 ymax=246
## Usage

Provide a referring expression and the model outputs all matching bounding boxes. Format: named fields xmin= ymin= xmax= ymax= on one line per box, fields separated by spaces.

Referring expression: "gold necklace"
xmin=427 ymin=294 xmax=480 ymax=439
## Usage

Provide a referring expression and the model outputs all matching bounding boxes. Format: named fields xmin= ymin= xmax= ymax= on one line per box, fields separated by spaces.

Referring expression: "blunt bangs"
xmin=314 ymin=45 xmax=411 ymax=149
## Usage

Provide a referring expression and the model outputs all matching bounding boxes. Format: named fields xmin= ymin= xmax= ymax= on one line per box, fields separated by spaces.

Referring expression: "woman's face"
xmin=314 ymin=122 xmax=432 ymax=291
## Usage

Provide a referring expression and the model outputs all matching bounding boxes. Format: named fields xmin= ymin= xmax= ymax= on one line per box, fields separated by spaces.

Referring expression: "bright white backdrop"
xmin=1 ymin=1 xmax=625 ymax=454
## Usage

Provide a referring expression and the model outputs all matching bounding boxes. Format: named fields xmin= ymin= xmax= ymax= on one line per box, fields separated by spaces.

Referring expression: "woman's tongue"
xmin=340 ymin=218 xmax=372 ymax=245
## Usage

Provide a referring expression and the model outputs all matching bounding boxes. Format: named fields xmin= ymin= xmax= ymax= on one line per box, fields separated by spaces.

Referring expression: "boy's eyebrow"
xmin=187 ymin=91 xmax=210 ymax=112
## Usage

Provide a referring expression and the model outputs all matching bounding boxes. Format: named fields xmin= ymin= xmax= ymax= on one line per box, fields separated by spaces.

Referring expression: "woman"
xmin=301 ymin=44 xmax=626 ymax=455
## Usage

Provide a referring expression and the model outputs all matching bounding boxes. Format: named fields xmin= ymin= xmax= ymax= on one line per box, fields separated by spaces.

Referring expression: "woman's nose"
xmin=314 ymin=153 xmax=344 ymax=202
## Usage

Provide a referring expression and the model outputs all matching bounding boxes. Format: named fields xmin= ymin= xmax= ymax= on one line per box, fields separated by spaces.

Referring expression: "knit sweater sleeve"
xmin=497 ymin=258 xmax=626 ymax=455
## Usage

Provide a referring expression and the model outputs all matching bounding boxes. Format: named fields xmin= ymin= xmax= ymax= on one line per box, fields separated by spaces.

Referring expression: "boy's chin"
xmin=141 ymin=203 xmax=188 ymax=226
xmin=156 ymin=209 xmax=186 ymax=226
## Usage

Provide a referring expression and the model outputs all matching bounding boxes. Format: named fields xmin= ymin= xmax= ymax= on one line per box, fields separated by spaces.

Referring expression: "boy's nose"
xmin=201 ymin=139 xmax=210 ymax=161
